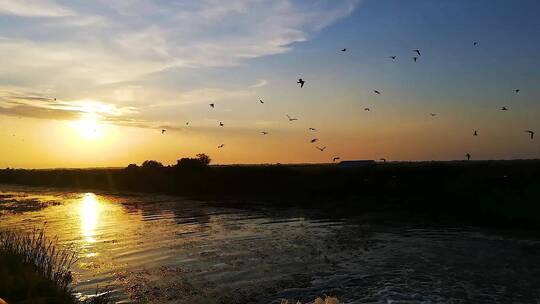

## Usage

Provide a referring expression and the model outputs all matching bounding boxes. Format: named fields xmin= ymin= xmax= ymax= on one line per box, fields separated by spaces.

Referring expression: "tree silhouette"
xmin=125 ymin=163 xmax=138 ymax=171
xmin=141 ymin=160 xmax=164 ymax=170
xmin=196 ymin=153 xmax=211 ymax=166
xmin=175 ymin=153 xmax=211 ymax=170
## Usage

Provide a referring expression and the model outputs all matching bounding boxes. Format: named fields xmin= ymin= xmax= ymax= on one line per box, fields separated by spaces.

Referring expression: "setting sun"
xmin=71 ymin=114 xmax=104 ymax=140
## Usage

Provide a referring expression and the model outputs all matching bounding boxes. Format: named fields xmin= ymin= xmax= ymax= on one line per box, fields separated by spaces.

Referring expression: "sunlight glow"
xmin=72 ymin=113 xmax=104 ymax=139
xmin=80 ymin=193 xmax=101 ymax=243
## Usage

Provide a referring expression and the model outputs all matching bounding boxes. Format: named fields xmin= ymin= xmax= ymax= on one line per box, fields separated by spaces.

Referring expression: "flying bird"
xmin=259 ymin=99 xmax=264 ymax=104
xmin=333 ymin=157 xmax=341 ymax=162
xmin=413 ymin=49 xmax=421 ymax=56
xmin=430 ymin=113 xmax=437 ymax=117
xmin=466 ymin=153 xmax=471 ymax=161
xmin=310 ymin=138 xmax=318 ymax=143
xmin=161 ymin=129 xmax=166 ymax=134
xmin=219 ymin=122 xmax=224 ymax=127
xmin=364 ymin=107 xmax=370 ymax=111
xmin=309 ymin=127 xmax=316 ymax=131
xmin=373 ymin=90 xmax=381 ymax=95
xmin=501 ymin=106 xmax=508 ymax=111
xmin=261 ymin=131 xmax=268 ymax=135
xmin=341 ymin=48 xmax=347 ymax=52
xmin=315 ymin=146 xmax=326 ymax=151
xmin=473 ymin=130 xmax=478 ymax=136
xmin=413 ymin=56 xmax=419 ymax=62
xmin=524 ymin=130 xmax=535 ymax=139
xmin=218 ymin=144 xmax=225 ymax=148
xmin=209 ymin=103 xmax=215 ymax=108
xmin=186 ymin=122 xmax=189 ymax=126
xmin=286 ymin=114 xmax=298 ymax=121
xmin=297 ymin=78 xmax=305 ymax=88
xmin=380 ymin=158 xmax=387 ymax=163
xmin=389 ymin=56 xmax=396 ymax=60
xmin=473 ymin=41 xmax=478 ymax=46
xmin=515 ymin=89 xmax=520 ymax=94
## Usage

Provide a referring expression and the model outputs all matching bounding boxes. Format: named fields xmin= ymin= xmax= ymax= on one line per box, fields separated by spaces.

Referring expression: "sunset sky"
xmin=1 ymin=0 xmax=539 ymax=168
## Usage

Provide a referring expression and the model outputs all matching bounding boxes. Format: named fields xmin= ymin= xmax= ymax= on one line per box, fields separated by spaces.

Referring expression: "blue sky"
xmin=0 ymin=0 xmax=539 ymax=167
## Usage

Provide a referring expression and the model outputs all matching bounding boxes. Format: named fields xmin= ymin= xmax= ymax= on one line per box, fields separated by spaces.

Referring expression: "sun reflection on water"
xmin=80 ymin=193 xmax=101 ymax=244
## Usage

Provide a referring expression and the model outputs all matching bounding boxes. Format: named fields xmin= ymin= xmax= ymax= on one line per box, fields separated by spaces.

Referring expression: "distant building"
xmin=338 ymin=160 xmax=376 ymax=168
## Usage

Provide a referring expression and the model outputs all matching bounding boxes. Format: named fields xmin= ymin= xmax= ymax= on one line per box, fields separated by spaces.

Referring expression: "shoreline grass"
xmin=0 ymin=228 xmax=111 ymax=304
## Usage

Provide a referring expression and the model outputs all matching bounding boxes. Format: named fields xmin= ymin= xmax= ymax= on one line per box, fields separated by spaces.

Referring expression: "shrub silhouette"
xmin=125 ymin=164 xmax=138 ymax=171
xmin=141 ymin=160 xmax=163 ymax=170
xmin=175 ymin=154 xmax=211 ymax=171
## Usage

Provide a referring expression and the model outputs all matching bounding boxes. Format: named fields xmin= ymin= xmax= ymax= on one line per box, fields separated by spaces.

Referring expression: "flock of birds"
xmin=158 ymin=43 xmax=535 ymax=163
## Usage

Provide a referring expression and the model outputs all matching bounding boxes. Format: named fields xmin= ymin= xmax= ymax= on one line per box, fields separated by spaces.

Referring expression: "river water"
xmin=1 ymin=185 xmax=539 ymax=303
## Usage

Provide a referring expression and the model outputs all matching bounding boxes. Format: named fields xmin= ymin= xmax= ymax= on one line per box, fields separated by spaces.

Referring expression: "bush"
xmin=174 ymin=153 xmax=211 ymax=170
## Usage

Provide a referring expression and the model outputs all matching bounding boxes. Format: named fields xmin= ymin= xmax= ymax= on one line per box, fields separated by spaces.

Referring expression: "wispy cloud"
xmin=0 ymin=0 xmax=360 ymax=129
xmin=0 ymin=1 xmax=359 ymax=81
xmin=249 ymin=79 xmax=269 ymax=89
xmin=0 ymin=0 xmax=74 ymax=17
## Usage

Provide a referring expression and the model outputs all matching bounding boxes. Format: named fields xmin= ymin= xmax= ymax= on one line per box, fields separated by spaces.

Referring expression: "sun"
xmin=72 ymin=113 xmax=104 ymax=139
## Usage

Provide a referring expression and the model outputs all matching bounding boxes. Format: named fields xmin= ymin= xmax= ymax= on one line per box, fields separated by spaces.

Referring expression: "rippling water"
xmin=1 ymin=185 xmax=539 ymax=303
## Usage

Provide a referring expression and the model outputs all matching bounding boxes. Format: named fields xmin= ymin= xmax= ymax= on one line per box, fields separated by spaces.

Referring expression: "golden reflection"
xmin=80 ymin=193 xmax=101 ymax=243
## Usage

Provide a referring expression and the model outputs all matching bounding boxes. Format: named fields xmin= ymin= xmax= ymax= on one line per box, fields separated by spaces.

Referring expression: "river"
xmin=1 ymin=185 xmax=539 ymax=303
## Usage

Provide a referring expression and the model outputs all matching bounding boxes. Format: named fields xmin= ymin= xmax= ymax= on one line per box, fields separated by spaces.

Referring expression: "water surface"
xmin=1 ymin=185 xmax=539 ymax=303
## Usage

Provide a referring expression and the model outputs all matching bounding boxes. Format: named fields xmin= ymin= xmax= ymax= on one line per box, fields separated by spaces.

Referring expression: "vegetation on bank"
xmin=0 ymin=228 xmax=111 ymax=304
xmin=1 ymin=156 xmax=540 ymax=227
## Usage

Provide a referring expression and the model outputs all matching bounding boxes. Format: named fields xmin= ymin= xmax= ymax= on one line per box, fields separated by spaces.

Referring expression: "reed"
xmin=0 ymin=227 xmax=77 ymax=291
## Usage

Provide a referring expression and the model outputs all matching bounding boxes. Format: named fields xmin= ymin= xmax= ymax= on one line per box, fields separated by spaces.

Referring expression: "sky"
xmin=1 ymin=0 xmax=539 ymax=168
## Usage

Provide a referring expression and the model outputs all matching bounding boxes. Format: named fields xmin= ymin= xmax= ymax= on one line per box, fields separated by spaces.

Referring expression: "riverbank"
xmin=1 ymin=160 xmax=540 ymax=228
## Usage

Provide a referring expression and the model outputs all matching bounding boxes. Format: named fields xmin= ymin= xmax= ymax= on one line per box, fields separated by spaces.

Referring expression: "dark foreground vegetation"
xmin=0 ymin=228 xmax=111 ymax=304
xmin=0 ymin=228 xmax=76 ymax=303
xmin=1 ymin=156 xmax=540 ymax=227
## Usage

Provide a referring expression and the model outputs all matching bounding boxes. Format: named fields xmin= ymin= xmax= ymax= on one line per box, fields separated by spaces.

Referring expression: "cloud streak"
xmin=249 ymin=79 xmax=269 ymax=89
xmin=0 ymin=0 xmax=74 ymax=17
xmin=0 ymin=1 xmax=360 ymax=133
xmin=0 ymin=1 xmax=359 ymax=83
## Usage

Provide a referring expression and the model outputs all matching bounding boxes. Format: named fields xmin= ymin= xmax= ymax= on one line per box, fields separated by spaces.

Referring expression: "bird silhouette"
xmin=473 ymin=41 xmax=478 ymax=46
xmin=524 ymin=130 xmax=535 ymax=139
xmin=259 ymin=99 xmax=264 ymax=104
xmin=413 ymin=56 xmax=419 ymax=62
xmin=341 ymin=48 xmax=347 ymax=52
xmin=186 ymin=122 xmax=189 ymax=126
xmin=380 ymin=158 xmax=387 ymax=163
xmin=501 ymin=106 xmax=508 ymax=111
xmin=473 ymin=130 xmax=478 ymax=136
xmin=309 ymin=127 xmax=316 ymax=131
xmin=364 ymin=107 xmax=370 ymax=111
xmin=297 ymin=78 xmax=305 ymax=88
xmin=429 ymin=113 xmax=437 ymax=117
xmin=218 ymin=144 xmax=225 ymax=148
xmin=286 ymin=114 xmax=298 ymax=121
xmin=373 ymin=90 xmax=381 ymax=95
xmin=310 ymin=138 xmax=318 ymax=143
xmin=333 ymin=157 xmax=340 ymax=162
xmin=209 ymin=103 xmax=215 ymax=108
xmin=389 ymin=56 xmax=396 ymax=60
xmin=316 ymin=146 xmax=326 ymax=151
xmin=515 ymin=89 xmax=520 ymax=94
xmin=161 ymin=129 xmax=166 ymax=134
xmin=466 ymin=153 xmax=471 ymax=161
xmin=413 ymin=49 xmax=421 ymax=56
xmin=219 ymin=122 xmax=224 ymax=127
xmin=261 ymin=131 xmax=268 ymax=135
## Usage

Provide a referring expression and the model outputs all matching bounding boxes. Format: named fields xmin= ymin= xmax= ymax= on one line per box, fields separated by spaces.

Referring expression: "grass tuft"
xmin=0 ymin=227 xmax=77 ymax=291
